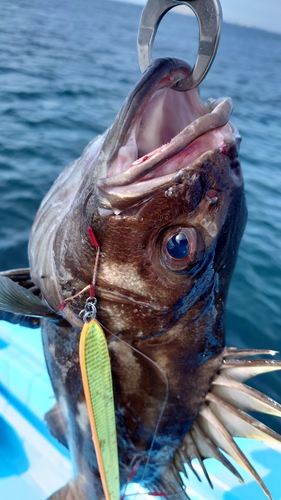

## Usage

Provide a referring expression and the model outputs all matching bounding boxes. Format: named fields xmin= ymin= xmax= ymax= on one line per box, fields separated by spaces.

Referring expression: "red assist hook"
xmin=59 ymin=226 xmax=100 ymax=310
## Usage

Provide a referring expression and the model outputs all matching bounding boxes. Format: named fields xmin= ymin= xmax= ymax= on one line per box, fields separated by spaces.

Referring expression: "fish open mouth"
xmin=97 ymin=58 xmax=240 ymax=211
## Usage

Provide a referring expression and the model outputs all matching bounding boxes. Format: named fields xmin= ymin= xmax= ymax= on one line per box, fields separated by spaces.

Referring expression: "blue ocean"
xmin=0 ymin=0 xmax=280 ymax=434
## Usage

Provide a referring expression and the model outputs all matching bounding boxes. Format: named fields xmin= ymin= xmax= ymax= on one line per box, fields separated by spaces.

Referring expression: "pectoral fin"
xmin=0 ymin=275 xmax=55 ymax=316
xmin=0 ymin=274 xmax=59 ymax=325
xmin=0 ymin=268 xmax=39 ymax=292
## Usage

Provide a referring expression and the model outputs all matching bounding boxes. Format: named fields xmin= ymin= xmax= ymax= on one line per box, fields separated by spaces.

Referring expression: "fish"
xmin=1 ymin=56 xmax=281 ymax=500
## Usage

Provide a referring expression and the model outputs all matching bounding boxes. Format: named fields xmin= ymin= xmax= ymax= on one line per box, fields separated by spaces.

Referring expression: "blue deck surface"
xmin=0 ymin=321 xmax=72 ymax=499
xmin=0 ymin=320 xmax=280 ymax=499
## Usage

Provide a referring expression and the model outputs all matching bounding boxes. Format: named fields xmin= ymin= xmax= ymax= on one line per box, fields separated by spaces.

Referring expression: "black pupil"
xmin=167 ymin=232 xmax=190 ymax=259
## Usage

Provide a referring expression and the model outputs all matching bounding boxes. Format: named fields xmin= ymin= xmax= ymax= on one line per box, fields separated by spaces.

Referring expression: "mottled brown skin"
xmin=40 ymin=147 xmax=246 ymax=492
xmin=28 ymin=59 xmax=247 ymax=496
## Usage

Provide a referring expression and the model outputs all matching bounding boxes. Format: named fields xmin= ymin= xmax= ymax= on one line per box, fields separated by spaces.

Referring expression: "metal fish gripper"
xmin=138 ymin=0 xmax=222 ymax=90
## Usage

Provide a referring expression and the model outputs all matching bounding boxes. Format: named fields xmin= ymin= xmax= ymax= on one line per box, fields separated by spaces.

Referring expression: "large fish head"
xmin=29 ymin=58 xmax=247 ymax=476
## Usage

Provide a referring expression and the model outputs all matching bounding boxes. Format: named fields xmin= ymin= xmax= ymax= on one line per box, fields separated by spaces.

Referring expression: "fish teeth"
xmin=171 ymin=347 xmax=281 ymax=500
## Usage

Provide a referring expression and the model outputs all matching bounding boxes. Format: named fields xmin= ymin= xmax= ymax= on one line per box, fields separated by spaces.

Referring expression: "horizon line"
xmin=110 ymin=0 xmax=281 ymax=36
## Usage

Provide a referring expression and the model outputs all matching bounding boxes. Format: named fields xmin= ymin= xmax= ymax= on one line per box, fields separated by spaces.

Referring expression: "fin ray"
xmin=220 ymin=359 xmax=281 ymax=382
xmin=207 ymin=392 xmax=281 ymax=445
xmin=191 ymin=421 xmax=243 ymax=484
xmin=212 ymin=375 xmax=281 ymax=416
xmin=197 ymin=404 xmax=273 ymax=499
xmin=223 ymin=347 xmax=279 ymax=358
xmin=0 ymin=275 xmax=57 ymax=318
xmin=174 ymin=348 xmax=281 ymax=499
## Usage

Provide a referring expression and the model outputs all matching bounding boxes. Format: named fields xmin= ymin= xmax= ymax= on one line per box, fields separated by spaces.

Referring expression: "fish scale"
xmin=79 ymin=319 xmax=119 ymax=500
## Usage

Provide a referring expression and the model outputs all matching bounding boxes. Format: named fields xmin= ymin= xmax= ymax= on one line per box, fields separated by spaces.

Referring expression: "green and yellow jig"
xmin=79 ymin=300 xmax=119 ymax=500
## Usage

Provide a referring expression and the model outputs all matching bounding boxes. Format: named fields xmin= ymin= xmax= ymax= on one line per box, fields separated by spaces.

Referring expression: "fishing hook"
xmin=79 ymin=297 xmax=98 ymax=323
xmin=138 ymin=0 xmax=222 ymax=90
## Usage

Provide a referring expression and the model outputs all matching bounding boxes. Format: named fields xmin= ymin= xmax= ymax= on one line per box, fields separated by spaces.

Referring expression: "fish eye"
xmin=167 ymin=232 xmax=190 ymax=259
xmin=161 ymin=228 xmax=198 ymax=272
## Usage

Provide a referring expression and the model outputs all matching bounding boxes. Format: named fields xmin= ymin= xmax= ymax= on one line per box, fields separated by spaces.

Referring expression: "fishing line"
xmin=79 ymin=310 xmax=171 ymax=499
xmin=58 ymin=227 xmax=100 ymax=310
xmin=61 ymin=221 xmax=170 ymax=477
xmin=59 ymin=225 xmax=184 ymax=498
xmin=98 ymin=320 xmax=187 ymax=500
xmin=101 ymin=319 xmax=170 ymax=484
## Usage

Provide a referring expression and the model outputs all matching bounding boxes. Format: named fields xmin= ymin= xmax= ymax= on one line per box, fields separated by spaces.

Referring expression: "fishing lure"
xmin=79 ymin=301 xmax=120 ymax=500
